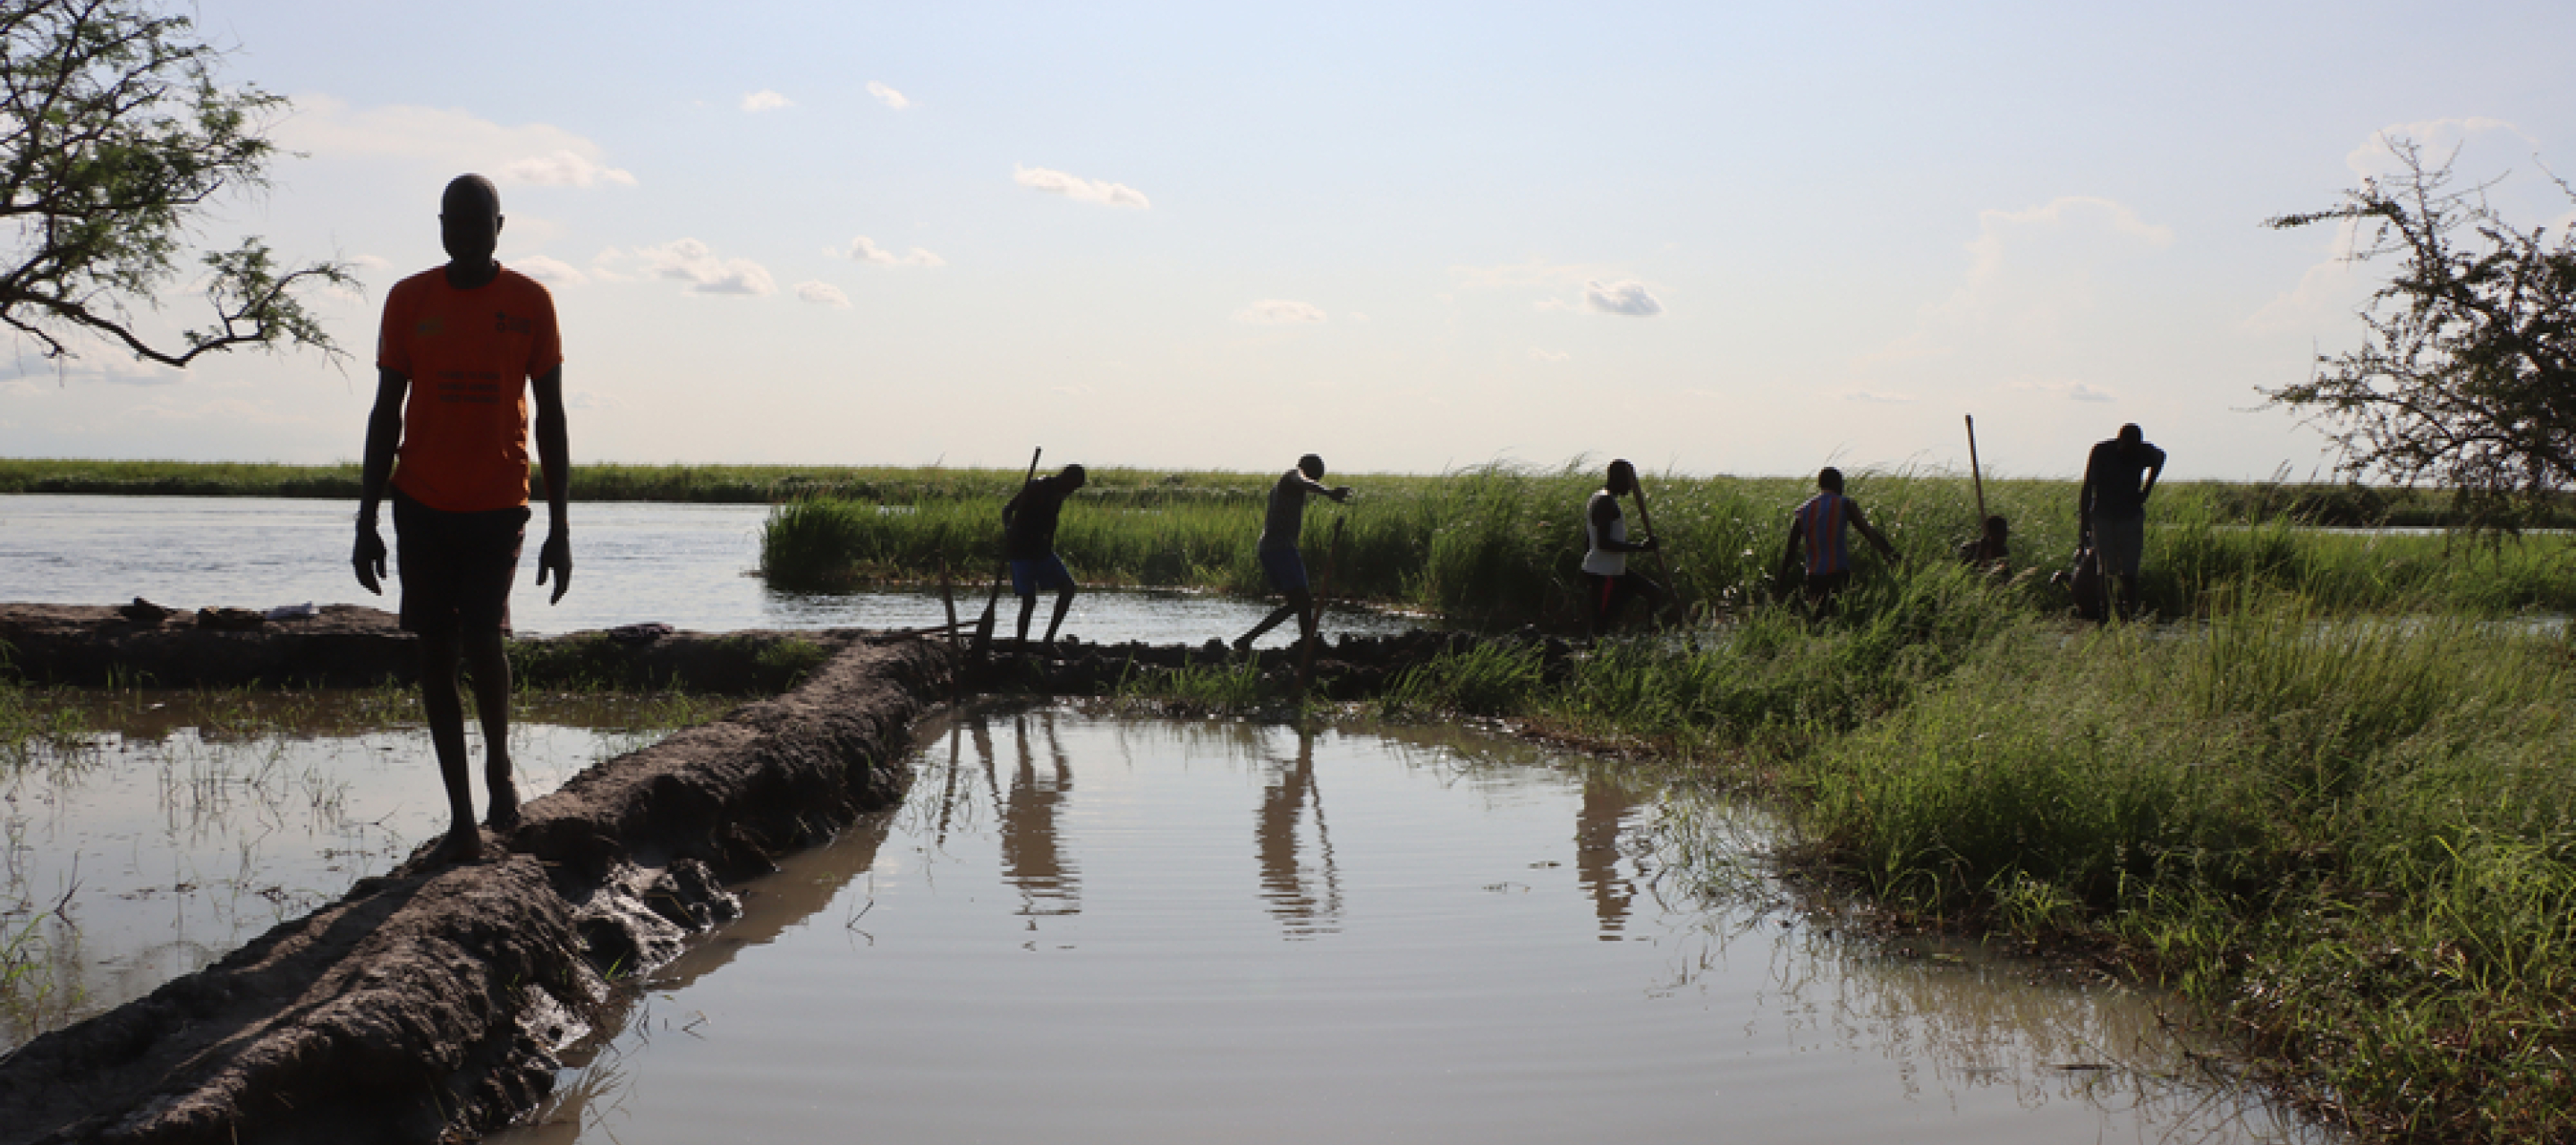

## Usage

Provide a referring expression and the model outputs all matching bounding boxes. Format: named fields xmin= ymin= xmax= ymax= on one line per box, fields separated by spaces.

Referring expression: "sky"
xmin=4 ymin=0 xmax=2575 ymax=481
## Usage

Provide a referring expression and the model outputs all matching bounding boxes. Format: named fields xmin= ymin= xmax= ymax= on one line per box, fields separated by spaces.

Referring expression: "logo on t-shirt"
xmin=413 ymin=317 xmax=445 ymax=337
xmin=494 ymin=310 xmax=533 ymax=335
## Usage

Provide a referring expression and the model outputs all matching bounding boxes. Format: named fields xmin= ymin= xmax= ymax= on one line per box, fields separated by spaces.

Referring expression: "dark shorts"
xmin=1009 ymin=554 xmax=1076 ymax=597
xmin=1803 ymin=569 xmax=1852 ymax=600
xmin=1583 ymin=571 xmax=1660 ymax=623
xmin=1259 ymin=547 xmax=1309 ymax=593
xmin=392 ymin=488 xmax=528 ymax=638
xmin=2093 ymin=513 xmax=2145 ymax=579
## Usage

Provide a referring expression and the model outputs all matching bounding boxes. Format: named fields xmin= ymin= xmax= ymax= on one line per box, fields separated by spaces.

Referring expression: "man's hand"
xmin=537 ymin=530 xmax=572 ymax=604
xmin=353 ymin=522 xmax=387 ymax=595
xmin=1638 ymin=536 xmax=1660 ymax=552
xmin=1330 ymin=486 xmax=1353 ymax=503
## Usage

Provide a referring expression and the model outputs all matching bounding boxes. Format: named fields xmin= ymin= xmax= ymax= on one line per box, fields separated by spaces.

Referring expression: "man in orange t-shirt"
xmin=352 ymin=174 xmax=572 ymax=864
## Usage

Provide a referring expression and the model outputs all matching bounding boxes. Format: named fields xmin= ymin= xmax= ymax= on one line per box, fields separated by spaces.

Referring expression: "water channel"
xmin=491 ymin=706 xmax=2318 ymax=1144
xmin=0 ymin=495 xmax=1419 ymax=645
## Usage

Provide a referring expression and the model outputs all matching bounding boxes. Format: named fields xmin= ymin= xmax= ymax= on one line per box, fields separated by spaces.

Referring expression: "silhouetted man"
xmin=1004 ymin=463 xmax=1085 ymax=652
xmin=2079 ymin=422 xmax=2165 ymax=620
xmin=1781 ymin=466 xmax=1898 ymax=616
xmin=1581 ymin=458 xmax=1664 ymax=636
xmin=1235 ymin=454 xmax=1351 ymax=653
xmin=353 ymin=174 xmax=571 ymax=864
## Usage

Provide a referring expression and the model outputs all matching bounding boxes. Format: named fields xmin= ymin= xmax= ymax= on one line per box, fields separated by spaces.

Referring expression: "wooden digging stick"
xmin=970 ymin=446 xmax=1042 ymax=657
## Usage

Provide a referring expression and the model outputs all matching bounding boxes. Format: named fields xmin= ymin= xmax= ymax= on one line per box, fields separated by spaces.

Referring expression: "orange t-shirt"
xmin=376 ymin=266 xmax=564 ymax=512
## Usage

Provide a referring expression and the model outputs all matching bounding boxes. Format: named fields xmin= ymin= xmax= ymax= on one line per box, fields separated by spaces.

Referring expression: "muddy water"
xmin=0 ymin=495 xmax=1422 ymax=644
xmin=493 ymin=708 xmax=2324 ymax=1144
xmin=0 ymin=691 xmax=711 ymax=1047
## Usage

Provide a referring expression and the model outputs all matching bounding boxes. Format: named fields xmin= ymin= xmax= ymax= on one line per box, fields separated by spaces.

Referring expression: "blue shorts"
xmin=1009 ymin=555 xmax=1075 ymax=597
xmin=1259 ymin=547 xmax=1309 ymax=593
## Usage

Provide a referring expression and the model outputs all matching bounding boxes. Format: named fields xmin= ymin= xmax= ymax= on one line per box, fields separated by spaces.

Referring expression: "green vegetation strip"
xmin=766 ymin=461 xmax=2576 ymax=621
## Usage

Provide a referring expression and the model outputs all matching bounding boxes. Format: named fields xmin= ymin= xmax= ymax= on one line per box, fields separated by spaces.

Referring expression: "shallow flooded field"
xmin=492 ymin=706 xmax=2324 ymax=1144
xmin=0 ymin=690 xmax=718 ymax=1047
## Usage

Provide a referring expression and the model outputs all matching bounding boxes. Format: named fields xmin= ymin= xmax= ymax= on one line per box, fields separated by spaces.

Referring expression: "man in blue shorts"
xmin=1235 ymin=454 xmax=1352 ymax=654
xmin=1003 ymin=463 xmax=1086 ymax=653
xmin=352 ymin=174 xmax=572 ymax=864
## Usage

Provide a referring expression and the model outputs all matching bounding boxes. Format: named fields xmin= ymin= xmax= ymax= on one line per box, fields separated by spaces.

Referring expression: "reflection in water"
xmin=999 ymin=711 xmax=1080 ymax=921
xmin=1573 ymin=773 xmax=1642 ymax=939
xmin=493 ymin=705 xmax=2326 ymax=1145
xmin=1256 ymin=728 xmax=1342 ymax=937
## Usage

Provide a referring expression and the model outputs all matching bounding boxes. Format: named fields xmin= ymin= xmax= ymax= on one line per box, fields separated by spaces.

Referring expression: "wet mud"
xmin=0 ymin=607 xmax=1507 ymax=1142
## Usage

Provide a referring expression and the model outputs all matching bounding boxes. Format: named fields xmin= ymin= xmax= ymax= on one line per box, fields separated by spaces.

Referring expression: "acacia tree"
xmin=2265 ymin=136 xmax=2576 ymax=528
xmin=0 ymin=0 xmax=346 ymax=371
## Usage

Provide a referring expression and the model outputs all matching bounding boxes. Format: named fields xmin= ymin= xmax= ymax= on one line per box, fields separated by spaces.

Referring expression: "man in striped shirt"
xmin=1781 ymin=467 xmax=1899 ymax=616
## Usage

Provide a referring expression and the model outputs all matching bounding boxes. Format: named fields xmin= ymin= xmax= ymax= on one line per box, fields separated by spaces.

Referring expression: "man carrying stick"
xmin=1236 ymin=454 xmax=1352 ymax=654
xmin=1002 ymin=463 xmax=1086 ymax=654
xmin=1581 ymin=459 xmax=1665 ymax=637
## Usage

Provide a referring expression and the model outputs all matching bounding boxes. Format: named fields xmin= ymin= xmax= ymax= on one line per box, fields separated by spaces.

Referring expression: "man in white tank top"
xmin=1581 ymin=459 xmax=1664 ymax=636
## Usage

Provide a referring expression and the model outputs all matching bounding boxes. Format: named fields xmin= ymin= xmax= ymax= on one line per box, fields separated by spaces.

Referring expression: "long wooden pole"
xmin=1964 ymin=414 xmax=1989 ymax=524
xmin=971 ymin=446 xmax=1042 ymax=657
xmin=1631 ymin=470 xmax=1676 ymax=624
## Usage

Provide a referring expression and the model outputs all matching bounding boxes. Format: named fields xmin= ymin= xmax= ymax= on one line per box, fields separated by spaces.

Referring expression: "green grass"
xmin=758 ymin=461 xmax=2576 ymax=621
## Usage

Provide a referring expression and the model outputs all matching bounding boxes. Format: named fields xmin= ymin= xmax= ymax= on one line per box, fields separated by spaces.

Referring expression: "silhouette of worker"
xmin=1235 ymin=454 xmax=1352 ymax=653
xmin=2078 ymin=423 xmax=2165 ymax=621
xmin=1004 ymin=463 xmax=1085 ymax=653
xmin=1581 ymin=458 xmax=1665 ymax=636
xmin=352 ymin=174 xmax=570 ymax=864
xmin=1780 ymin=466 xmax=1899 ymax=617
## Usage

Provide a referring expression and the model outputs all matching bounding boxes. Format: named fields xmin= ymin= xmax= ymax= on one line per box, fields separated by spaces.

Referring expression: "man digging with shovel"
xmin=1003 ymin=463 xmax=1086 ymax=655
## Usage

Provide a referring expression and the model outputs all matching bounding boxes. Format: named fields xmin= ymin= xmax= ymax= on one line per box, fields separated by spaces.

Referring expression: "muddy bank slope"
xmin=0 ymin=635 xmax=955 ymax=1145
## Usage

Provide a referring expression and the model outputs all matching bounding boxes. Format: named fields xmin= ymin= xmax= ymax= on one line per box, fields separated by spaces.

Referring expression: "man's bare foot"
xmin=486 ymin=775 xmax=521 ymax=831
xmin=437 ymin=824 xmax=483 ymax=864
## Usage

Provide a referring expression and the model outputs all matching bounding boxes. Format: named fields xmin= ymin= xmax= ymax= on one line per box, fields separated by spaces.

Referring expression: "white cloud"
xmin=839 ymin=236 xmax=945 ymax=267
xmin=2344 ymin=117 xmax=2532 ymax=179
xmin=1583 ymin=279 xmax=1664 ymax=317
xmin=567 ymin=389 xmax=619 ymax=410
xmin=741 ymin=89 xmax=792 ymax=113
xmin=1528 ymin=347 xmax=1570 ymax=363
xmin=1841 ymin=389 xmax=1916 ymax=404
xmin=2011 ymin=378 xmax=2118 ymax=403
xmin=868 ymin=81 xmax=911 ymax=110
xmin=1922 ymin=196 xmax=2174 ymax=334
xmin=1014 ymin=165 xmax=1150 ymax=208
xmin=797 ymin=282 xmax=852 ymax=308
xmin=1234 ymin=299 xmax=1327 ymax=324
xmin=276 ymin=97 xmax=636 ymax=188
xmin=513 ymin=255 xmax=589 ymax=285
xmin=503 ymin=150 xmax=637 ymax=188
xmin=612 ymin=239 xmax=777 ymax=296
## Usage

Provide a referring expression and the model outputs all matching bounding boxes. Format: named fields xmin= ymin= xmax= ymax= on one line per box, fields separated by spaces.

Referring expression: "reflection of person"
xmin=2078 ymin=423 xmax=2165 ymax=621
xmin=1235 ymin=454 xmax=1352 ymax=653
xmin=1003 ymin=463 xmax=1086 ymax=653
xmin=1581 ymin=459 xmax=1665 ymax=636
xmin=1781 ymin=467 xmax=1899 ymax=616
xmin=1575 ymin=775 xmax=1640 ymax=938
xmin=1258 ymin=729 xmax=1342 ymax=937
xmin=352 ymin=174 xmax=570 ymax=864
xmin=999 ymin=712 xmax=1079 ymax=918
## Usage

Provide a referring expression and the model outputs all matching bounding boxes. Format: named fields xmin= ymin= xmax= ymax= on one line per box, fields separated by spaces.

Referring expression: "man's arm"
xmin=1852 ymin=503 xmax=1900 ymax=564
xmin=1590 ymin=494 xmax=1655 ymax=553
xmin=1288 ymin=471 xmax=1352 ymax=504
xmin=531 ymin=364 xmax=572 ymax=604
xmin=2077 ymin=445 xmax=2102 ymax=533
xmin=1779 ymin=517 xmax=1803 ymax=572
xmin=2138 ymin=446 xmax=2166 ymax=505
xmin=352 ymin=368 xmax=407 ymax=595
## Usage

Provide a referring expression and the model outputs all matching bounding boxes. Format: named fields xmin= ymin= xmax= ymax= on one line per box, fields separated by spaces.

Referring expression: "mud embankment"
xmin=0 ymin=623 xmax=955 ymax=1145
